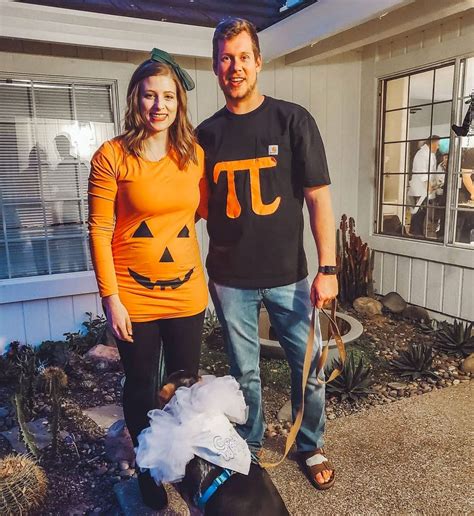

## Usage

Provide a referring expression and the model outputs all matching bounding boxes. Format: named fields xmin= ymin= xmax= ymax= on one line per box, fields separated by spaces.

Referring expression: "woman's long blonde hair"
xmin=121 ymin=60 xmax=197 ymax=169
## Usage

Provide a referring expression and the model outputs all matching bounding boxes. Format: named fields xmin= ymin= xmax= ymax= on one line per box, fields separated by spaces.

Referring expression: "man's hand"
xmin=102 ymin=294 xmax=133 ymax=342
xmin=310 ymin=273 xmax=338 ymax=308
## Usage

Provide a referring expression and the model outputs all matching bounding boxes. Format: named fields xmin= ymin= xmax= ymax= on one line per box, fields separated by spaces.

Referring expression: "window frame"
xmin=0 ymin=72 xmax=120 ymax=282
xmin=374 ymin=55 xmax=474 ymax=250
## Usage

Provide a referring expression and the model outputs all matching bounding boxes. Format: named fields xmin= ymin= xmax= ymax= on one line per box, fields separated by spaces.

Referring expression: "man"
xmin=197 ymin=18 xmax=338 ymax=490
xmin=49 ymin=133 xmax=89 ymax=271
xmin=456 ymin=144 xmax=474 ymax=243
xmin=407 ymin=136 xmax=440 ymax=237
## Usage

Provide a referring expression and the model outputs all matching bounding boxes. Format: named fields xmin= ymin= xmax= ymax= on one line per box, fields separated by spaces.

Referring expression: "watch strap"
xmin=318 ymin=265 xmax=337 ymax=275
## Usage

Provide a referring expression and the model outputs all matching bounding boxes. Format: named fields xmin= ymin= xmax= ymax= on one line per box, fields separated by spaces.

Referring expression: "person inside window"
xmin=456 ymin=143 xmax=474 ymax=244
xmin=407 ymin=135 xmax=440 ymax=237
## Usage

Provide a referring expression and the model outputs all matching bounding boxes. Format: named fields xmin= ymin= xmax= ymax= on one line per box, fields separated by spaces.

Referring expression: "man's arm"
xmin=461 ymin=172 xmax=474 ymax=200
xmin=304 ymin=185 xmax=338 ymax=308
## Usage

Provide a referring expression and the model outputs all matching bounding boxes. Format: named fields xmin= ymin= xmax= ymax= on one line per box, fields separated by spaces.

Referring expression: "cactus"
xmin=17 ymin=346 xmax=38 ymax=419
xmin=0 ymin=454 xmax=48 ymax=515
xmin=42 ymin=367 xmax=68 ymax=456
xmin=13 ymin=393 xmax=40 ymax=458
xmin=11 ymin=345 xmax=43 ymax=458
xmin=336 ymin=215 xmax=374 ymax=305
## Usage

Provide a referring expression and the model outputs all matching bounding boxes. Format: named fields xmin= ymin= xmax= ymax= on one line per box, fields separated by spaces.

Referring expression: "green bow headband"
xmin=150 ymin=48 xmax=195 ymax=91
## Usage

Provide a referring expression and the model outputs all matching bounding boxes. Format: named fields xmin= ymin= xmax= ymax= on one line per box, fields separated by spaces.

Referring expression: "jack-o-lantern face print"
xmin=127 ymin=221 xmax=194 ymax=291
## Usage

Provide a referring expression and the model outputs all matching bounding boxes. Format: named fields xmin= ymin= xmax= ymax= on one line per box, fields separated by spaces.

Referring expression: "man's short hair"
xmin=212 ymin=17 xmax=261 ymax=70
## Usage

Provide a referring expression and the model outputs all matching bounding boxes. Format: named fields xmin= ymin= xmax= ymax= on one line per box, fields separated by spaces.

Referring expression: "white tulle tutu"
xmin=135 ymin=375 xmax=251 ymax=484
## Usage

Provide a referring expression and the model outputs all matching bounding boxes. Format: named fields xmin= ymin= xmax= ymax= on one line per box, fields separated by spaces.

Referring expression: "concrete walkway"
xmin=116 ymin=382 xmax=473 ymax=515
xmin=265 ymin=381 xmax=473 ymax=515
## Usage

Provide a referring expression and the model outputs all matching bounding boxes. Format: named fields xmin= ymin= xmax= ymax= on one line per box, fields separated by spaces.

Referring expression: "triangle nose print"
xmin=160 ymin=247 xmax=173 ymax=263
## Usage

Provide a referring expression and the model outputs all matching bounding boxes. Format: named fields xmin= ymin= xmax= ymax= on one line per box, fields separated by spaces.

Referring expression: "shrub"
xmin=64 ymin=312 xmax=107 ymax=355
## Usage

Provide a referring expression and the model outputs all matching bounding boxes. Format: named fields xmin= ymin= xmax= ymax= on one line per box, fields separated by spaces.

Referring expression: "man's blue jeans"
xmin=209 ymin=278 xmax=325 ymax=453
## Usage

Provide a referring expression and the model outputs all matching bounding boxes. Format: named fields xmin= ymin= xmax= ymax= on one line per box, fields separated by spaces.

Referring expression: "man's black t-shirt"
xmin=197 ymin=96 xmax=330 ymax=288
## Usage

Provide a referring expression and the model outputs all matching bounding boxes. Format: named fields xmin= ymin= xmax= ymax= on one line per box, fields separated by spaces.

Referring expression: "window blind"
xmin=0 ymin=78 xmax=116 ymax=279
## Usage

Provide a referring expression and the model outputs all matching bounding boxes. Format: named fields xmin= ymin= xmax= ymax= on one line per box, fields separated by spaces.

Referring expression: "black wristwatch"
xmin=318 ymin=265 xmax=337 ymax=275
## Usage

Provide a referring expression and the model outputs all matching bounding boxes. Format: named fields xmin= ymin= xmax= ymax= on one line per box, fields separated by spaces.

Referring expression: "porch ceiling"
xmin=15 ymin=0 xmax=318 ymax=31
xmin=5 ymin=0 xmax=467 ymax=62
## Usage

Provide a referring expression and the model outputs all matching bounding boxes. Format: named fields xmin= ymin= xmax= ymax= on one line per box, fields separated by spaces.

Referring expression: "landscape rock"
xmin=83 ymin=404 xmax=124 ymax=430
xmin=0 ymin=418 xmax=52 ymax=453
xmin=104 ymin=419 xmax=135 ymax=463
xmin=277 ymin=400 xmax=292 ymax=422
xmin=86 ymin=344 xmax=120 ymax=366
xmin=114 ymin=479 xmax=188 ymax=516
xmin=353 ymin=297 xmax=383 ymax=317
xmin=381 ymin=292 xmax=407 ymax=313
xmin=402 ymin=305 xmax=430 ymax=322
xmin=388 ymin=382 xmax=407 ymax=390
xmin=461 ymin=353 xmax=474 ymax=374
xmin=102 ymin=326 xmax=117 ymax=347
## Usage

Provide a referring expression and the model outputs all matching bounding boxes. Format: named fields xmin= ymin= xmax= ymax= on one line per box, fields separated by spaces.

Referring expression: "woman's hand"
xmin=102 ymin=294 xmax=133 ymax=342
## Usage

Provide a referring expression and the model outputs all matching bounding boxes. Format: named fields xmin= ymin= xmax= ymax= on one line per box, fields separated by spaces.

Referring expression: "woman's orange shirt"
xmin=88 ymin=138 xmax=208 ymax=322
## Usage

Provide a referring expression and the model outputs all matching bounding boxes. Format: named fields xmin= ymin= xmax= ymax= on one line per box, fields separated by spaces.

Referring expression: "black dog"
xmin=156 ymin=370 xmax=290 ymax=516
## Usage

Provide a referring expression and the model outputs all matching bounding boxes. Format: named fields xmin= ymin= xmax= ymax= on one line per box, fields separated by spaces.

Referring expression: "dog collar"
xmin=195 ymin=468 xmax=234 ymax=510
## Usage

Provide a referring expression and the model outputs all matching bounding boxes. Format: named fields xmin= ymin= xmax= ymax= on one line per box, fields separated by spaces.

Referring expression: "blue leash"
xmin=195 ymin=468 xmax=234 ymax=510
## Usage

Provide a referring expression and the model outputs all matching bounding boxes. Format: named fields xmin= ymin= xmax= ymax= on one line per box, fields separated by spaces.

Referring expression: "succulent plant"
xmin=202 ymin=310 xmax=224 ymax=350
xmin=326 ymin=352 xmax=374 ymax=402
xmin=42 ymin=367 xmax=68 ymax=456
xmin=435 ymin=320 xmax=474 ymax=357
xmin=418 ymin=319 xmax=443 ymax=335
xmin=0 ymin=454 xmax=48 ymax=515
xmin=390 ymin=342 xmax=438 ymax=380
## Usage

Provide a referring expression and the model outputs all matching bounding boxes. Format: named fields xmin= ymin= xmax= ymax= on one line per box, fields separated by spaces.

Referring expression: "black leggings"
xmin=116 ymin=310 xmax=205 ymax=445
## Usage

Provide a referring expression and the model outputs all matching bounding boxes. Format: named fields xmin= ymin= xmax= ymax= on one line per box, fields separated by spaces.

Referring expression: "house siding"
xmin=0 ymin=42 xmax=362 ymax=347
xmin=359 ymin=11 xmax=474 ymax=322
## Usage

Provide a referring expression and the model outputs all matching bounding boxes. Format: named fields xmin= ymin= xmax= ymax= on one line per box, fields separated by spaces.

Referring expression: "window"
xmin=377 ymin=57 xmax=474 ymax=248
xmin=0 ymin=77 xmax=117 ymax=279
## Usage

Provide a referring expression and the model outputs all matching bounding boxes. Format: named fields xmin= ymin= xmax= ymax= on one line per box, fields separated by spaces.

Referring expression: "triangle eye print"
xmin=132 ymin=221 xmax=153 ymax=238
xmin=177 ymin=225 xmax=190 ymax=238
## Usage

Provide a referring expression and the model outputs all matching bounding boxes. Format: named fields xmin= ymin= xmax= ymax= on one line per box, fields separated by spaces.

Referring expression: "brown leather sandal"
xmin=300 ymin=448 xmax=335 ymax=490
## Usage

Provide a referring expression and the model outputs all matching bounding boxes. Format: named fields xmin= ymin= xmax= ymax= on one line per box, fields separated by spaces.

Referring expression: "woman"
xmin=88 ymin=49 xmax=208 ymax=510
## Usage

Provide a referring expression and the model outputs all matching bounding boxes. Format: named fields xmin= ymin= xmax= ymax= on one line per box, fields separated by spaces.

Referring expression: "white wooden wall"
xmin=358 ymin=11 xmax=474 ymax=323
xmin=0 ymin=42 xmax=362 ymax=348
xmin=374 ymin=252 xmax=473 ymax=321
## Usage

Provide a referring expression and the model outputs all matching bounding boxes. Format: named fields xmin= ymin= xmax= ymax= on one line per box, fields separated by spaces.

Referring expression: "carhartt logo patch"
xmin=268 ymin=145 xmax=279 ymax=156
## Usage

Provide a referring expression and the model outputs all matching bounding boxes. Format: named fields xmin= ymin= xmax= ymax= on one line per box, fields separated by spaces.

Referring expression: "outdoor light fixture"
xmin=280 ymin=0 xmax=308 ymax=13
